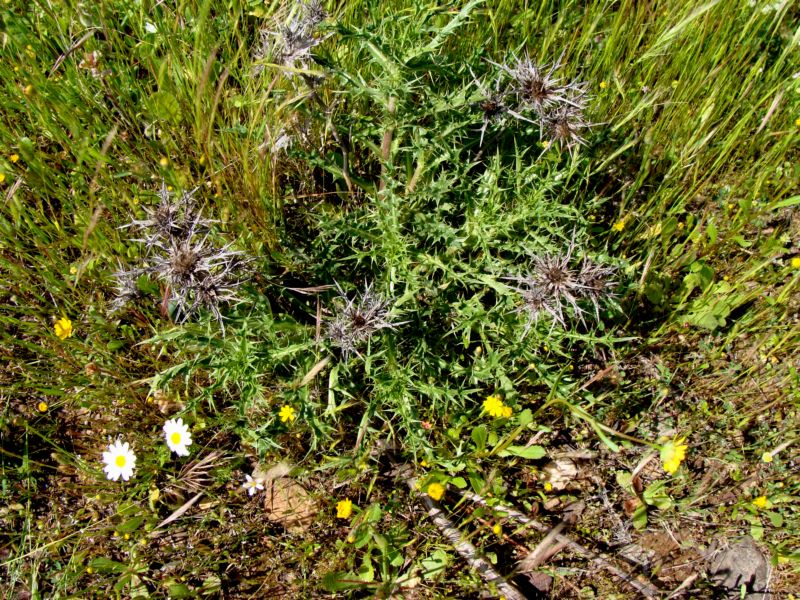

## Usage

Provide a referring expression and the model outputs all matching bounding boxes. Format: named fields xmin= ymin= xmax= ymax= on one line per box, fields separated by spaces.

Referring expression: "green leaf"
xmin=632 ymin=504 xmax=648 ymax=530
xmin=449 ymin=476 xmax=467 ymax=489
xmin=517 ymin=409 xmax=533 ymax=427
xmin=167 ymin=583 xmax=192 ymax=599
xmin=750 ymin=525 xmax=764 ymax=541
xmin=117 ymin=515 xmax=145 ymax=533
xmin=89 ymin=557 xmax=128 ymax=574
xmin=772 ymin=194 xmax=800 ymax=209
xmin=471 ymin=425 xmax=487 ymax=452
xmin=148 ymin=91 xmax=181 ymax=124
xmin=420 ymin=549 xmax=449 ymax=581
xmin=321 ymin=572 xmax=369 ymax=592
xmin=767 ymin=511 xmax=783 ymax=528
xmin=497 ymin=445 xmax=546 ymax=459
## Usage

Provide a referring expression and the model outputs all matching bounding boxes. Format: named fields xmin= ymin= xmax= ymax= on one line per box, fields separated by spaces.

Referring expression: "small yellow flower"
xmin=0 ymin=173 xmax=5 ymax=184
xmin=483 ymin=395 xmax=505 ymax=418
xmin=660 ymin=436 xmax=688 ymax=475
xmin=752 ymin=495 xmax=770 ymax=509
xmin=346 ymin=534 xmax=355 ymax=543
xmin=159 ymin=156 xmax=169 ymax=167
xmin=54 ymin=316 xmax=73 ymax=340
xmin=492 ymin=523 xmax=502 ymax=535
xmin=427 ymin=482 xmax=445 ymax=501
xmin=10 ymin=154 xmax=19 ymax=163
xmin=69 ymin=265 xmax=77 ymax=275
xmin=23 ymin=84 xmax=33 ymax=96
xmin=599 ymin=81 xmax=608 ymax=89
xmin=612 ymin=219 xmax=626 ymax=232
xmin=795 ymin=117 xmax=800 ymax=127
xmin=791 ymin=257 xmax=800 ymax=269
xmin=671 ymin=80 xmax=679 ymax=89
xmin=761 ymin=452 xmax=773 ymax=463
xmin=543 ymin=482 xmax=553 ymax=492
xmin=279 ymin=405 xmax=296 ymax=423
xmin=37 ymin=401 xmax=48 ymax=413
xmin=420 ymin=459 xmax=429 ymax=467
xmin=501 ymin=405 xmax=513 ymax=418
xmin=336 ymin=498 xmax=353 ymax=519
xmin=86 ymin=566 xmax=93 ymax=574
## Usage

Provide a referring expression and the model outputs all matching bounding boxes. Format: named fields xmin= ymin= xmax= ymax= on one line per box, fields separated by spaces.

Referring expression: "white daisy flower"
xmin=163 ymin=417 xmax=192 ymax=456
xmin=243 ymin=474 xmax=264 ymax=496
xmin=102 ymin=439 xmax=136 ymax=481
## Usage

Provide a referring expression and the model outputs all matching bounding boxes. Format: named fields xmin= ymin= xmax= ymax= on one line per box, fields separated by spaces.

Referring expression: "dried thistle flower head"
xmin=490 ymin=54 xmax=580 ymax=116
xmin=470 ymin=68 xmax=509 ymax=146
xmin=576 ymin=258 xmax=617 ymax=320
xmin=506 ymin=240 xmax=585 ymax=332
xmin=115 ymin=185 xmax=249 ymax=331
xmin=153 ymin=238 xmax=247 ymax=329
xmin=121 ymin=183 xmax=210 ymax=249
xmin=325 ymin=281 xmax=399 ymax=359
xmin=543 ymin=101 xmax=592 ymax=152
xmin=252 ymin=0 xmax=330 ymax=77
xmin=109 ymin=264 xmax=146 ymax=313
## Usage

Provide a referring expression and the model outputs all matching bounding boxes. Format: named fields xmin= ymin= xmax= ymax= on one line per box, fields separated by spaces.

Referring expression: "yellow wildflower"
xmin=159 ymin=156 xmax=169 ymax=167
xmin=599 ymin=81 xmax=608 ymax=89
xmin=492 ymin=523 xmax=502 ymax=535
xmin=761 ymin=452 xmax=773 ymax=463
xmin=660 ymin=436 xmax=688 ymax=475
xmin=795 ymin=117 xmax=800 ymax=127
xmin=37 ymin=401 xmax=48 ymax=413
xmin=10 ymin=154 xmax=19 ymax=163
xmin=336 ymin=498 xmax=353 ymax=519
xmin=54 ymin=316 xmax=73 ymax=340
xmin=752 ymin=495 xmax=770 ymax=509
xmin=483 ymin=395 xmax=505 ymax=418
xmin=0 ymin=173 xmax=5 ymax=184
xmin=427 ymin=482 xmax=445 ymax=501
xmin=791 ymin=257 xmax=800 ymax=269
xmin=279 ymin=405 xmax=296 ymax=423
xmin=23 ymin=84 xmax=33 ymax=96
xmin=612 ymin=219 xmax=626 ymax=232
xmin=501 ymin=405 xmax=513 ymax=418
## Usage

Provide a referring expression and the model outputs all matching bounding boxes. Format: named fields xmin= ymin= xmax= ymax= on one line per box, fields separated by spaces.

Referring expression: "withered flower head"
xmin=325 ymin=281 xmax=399 ymax=360
xmin=543 ymin=100 xmax=592 ymax=152
xmin=121 ymin=183 xmax=210 ymax=249
xmin=576 ymin=258 xmax=617 ymax=320
xmin=252 ymin=0 xmax=330 ymax=77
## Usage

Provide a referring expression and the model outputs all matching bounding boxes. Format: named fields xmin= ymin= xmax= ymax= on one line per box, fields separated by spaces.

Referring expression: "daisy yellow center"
xmin=115 ymin=455 xmax=127 ymax=468
xmin=170 ymin=432 xmax=182 ymax=445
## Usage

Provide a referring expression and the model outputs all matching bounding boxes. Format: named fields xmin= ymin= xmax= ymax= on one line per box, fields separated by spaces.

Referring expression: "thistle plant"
xmin=325 ymin=281 xmax=399 ymax=360
xmin=507 ymin=242 xmax=618 ymax=332
xmin=113 ymin=185 xmax=248 ymax=331
xmin=252 ymin=0 xmax=330 ymax=78
xmin=120 ymin=183 xmax=210 ymax=250
xmin=480 ymin=53 xmax=593 ymax=151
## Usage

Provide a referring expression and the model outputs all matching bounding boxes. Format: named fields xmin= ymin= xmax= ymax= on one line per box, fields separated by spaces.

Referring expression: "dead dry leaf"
xmin=262 ymin=475 xmax=316 ymax=533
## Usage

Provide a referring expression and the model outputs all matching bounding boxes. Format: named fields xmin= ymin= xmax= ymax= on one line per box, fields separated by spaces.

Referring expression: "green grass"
xmin=1 ymin=0 xmax=799 ymax=598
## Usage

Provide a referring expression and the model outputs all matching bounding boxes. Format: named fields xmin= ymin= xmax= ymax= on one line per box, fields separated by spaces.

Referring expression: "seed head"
xmin=109 ymin=264 xmax=146 ymax=313
xmin=325 ymin=282 xmax=398 ymax=360
xmin=121 ymin=183 xmax=210 ymax=249
xmin=506 ymin=240 xmax=585 ymax=332
xmin=576 ymin=258 xmax=617 ymax=321
xmin=543 ymin=101 xmax=592 ymax=152
xmin=153 ymin=238 xmax=247 ymax=329
xmin=253 ymin=0 xmax=330 ymax=77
